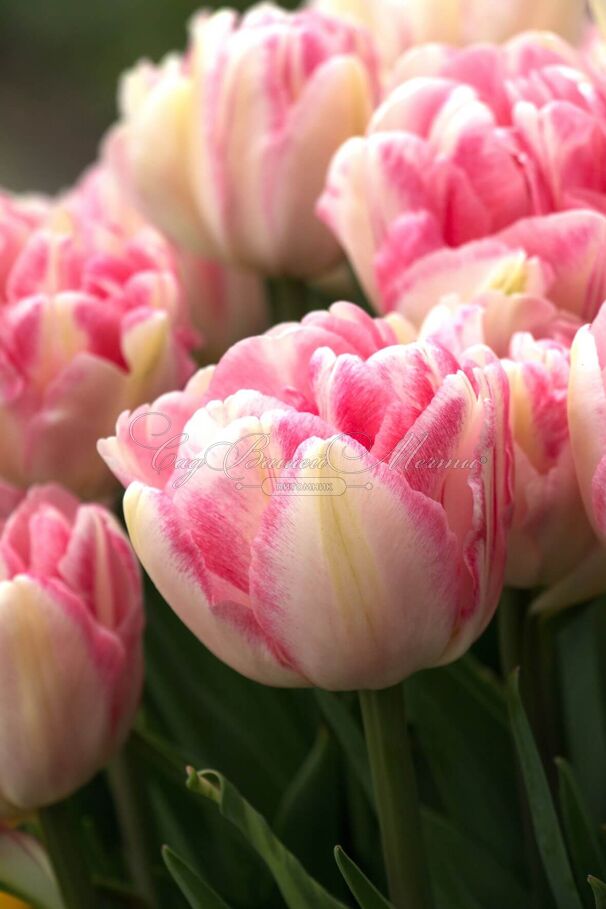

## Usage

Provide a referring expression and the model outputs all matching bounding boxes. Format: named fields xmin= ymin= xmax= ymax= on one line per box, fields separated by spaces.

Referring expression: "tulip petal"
xmin=249 ymin=436 xmax=461 ymax=690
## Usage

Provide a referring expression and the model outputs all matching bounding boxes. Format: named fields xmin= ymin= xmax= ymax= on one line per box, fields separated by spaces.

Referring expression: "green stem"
xmin=267 ymin=277 xmax=310 ymax=323
xmin=358 ymin=685 xmax=433 ymax=909
xmin=39 ymin=800 xmax=97 ymax=909
xmin=497 ymin=588 xmax=528 ymax=677
xmin=108 ymin=744 xmax=158 ymax=908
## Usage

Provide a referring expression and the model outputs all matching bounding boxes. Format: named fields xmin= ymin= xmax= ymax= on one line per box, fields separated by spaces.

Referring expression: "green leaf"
xmin=315 ymin=692 xmax=372 ymax=804
xmin=588 ymin=876 xmax=606 ymax=908
xmin=145 ymin=581 xmax=314 ymax=813
xmin=408 ymin=656 xmax=523 ymax=872
xmin=557 ymin=758 xmax=606 ymax=908
xmin=163 ymin=847 xmax=231 ymax=909
xmin=506 ymin=670 xmax=584 ymax=909
xmin=274 ymin=729 xmax=345 ymax=895
xmin=558 ymin=602 xmax=606 ymax=823
xmin=187 ymin=769 xmax=349 ymax=909
xmin=334 ymin=847 xmax=393 ymax=909
xmin=422 ymin=808 xmax=530 ymax=909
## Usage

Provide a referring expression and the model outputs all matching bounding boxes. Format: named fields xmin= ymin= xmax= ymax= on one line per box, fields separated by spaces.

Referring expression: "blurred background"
xmin=0 ymin=0 xmax=294 ymax=193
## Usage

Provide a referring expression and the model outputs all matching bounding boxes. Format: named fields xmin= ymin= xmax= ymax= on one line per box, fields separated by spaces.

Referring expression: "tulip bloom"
xmin=387 ymin=211 xmax=606 ymax=347
xmin=100 ymin=302 xmax=511 ymax=690
xmin=0 ymin=168 xmax=197 ymax=498
xmin=175 ymin=251 xmax=268 ymax=362
xmin=0 ymin=486 xmax=143 ymax=817
xmin=319 ymin=32 xmax=606 ymax=310
xmin=569 ymin=302 xmax=606 ymax=544
xmin=419 ymin=291 xmax=606 ymax=609
xmin=312 ymin=0 xmax=584 ymax=74
xmin=109 ymin=4 xmax=379 ymax=277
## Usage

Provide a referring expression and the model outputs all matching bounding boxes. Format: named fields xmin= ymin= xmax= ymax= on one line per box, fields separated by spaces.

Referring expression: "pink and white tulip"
xmin=420 ymin=294 xmax=606 ymax=610
xmin=505 ymin=335 xmax=606 ymax=609
xmin=0 ymin=485 xmax=143 ymax=818
xmin=100 ymin=302 xmax=512 ymax=690
xmin=109 ymin=4 xmax=379 ymax=277
xmin=312 ymin=0 xmax=585 ymax=76
xmin=387 ymin=211 xmax=606 ymax=350
xmin=0 ymin=168 xmax=198 ymax=498
xmin=569 ymin=302 xmax=606 ymax=545
xmin=319 ymin=32 xmax=606 ymax=310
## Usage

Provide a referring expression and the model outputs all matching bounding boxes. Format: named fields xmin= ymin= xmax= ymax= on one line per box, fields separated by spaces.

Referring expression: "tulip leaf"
xmin=506 ymin=670 xmax=584 ymax=909
xmin=145 ymin=583 xmax=315 ymax=811
xmin=315 ymin=691 xmax=373 ymax=803
xmin=334 ymin=846 xmax=393 ymax=909
xmin=408 ymin=656 xmax=523 ymax=871
xmin=557 ymin=758 xmax=606 ymax=908
xmin=422 ymin=807 xmax=530 ymax=909
xmin=187 ymin=769 xmax=349 ymax=909
xmin=589 ymin=876 xmax=606 ymax=908
xmin=163 ymin=846 xmax=232 ymax=909
xmin=274 ymin=729 xmax=345 ymax=896
xmin=558 ymin=602 xmax=606 ymax=822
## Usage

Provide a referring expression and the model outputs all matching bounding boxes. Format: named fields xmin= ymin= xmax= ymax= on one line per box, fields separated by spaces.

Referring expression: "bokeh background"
xmin=0 ymin=0 xmax=295 ymax=193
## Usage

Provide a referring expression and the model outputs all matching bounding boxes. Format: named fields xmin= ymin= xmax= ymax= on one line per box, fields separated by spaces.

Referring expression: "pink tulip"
xmin=312 ymin=0 xmax=585 ymax=77
xmin=569 ymin=302 xmax=606 ymax=545
xmin=319 ymin=32 xmax=606 ymax=310
xmin=109 ymin=4 xmax=379 ymax=277
xmin=419 ymin=294 xmax=606 ymax=610
xmin=0 ymin=485 xmax=143 ymax=818
xmin=100 ymin=302 xmax=512 ymax=690
xmin=175 ymin=250 xmax=268 ymax=362
xmin=504 ymin=335 xmax=606 ymax=609
xmin=387 ymin=211 xmax=606 ymax=352
xmin=0 ymin=167 xmax=197 ymax=498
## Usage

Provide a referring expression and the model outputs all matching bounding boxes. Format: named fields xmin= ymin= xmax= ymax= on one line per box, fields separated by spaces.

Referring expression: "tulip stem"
xmin=109 ymin=744 xmax=158 ymax=908
xmin=267 ymin=277 xmax=310 ymax=323
xmin=39 ymin=799 xmax=97 ymax=909
xmin=359 ymin=685 xmax=433 ymax=909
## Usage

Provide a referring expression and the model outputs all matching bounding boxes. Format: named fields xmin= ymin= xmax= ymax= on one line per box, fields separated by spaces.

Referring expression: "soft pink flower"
xmin=175 ymin=250 xmax=268 ymax=362
xmin=319 ymin=32 xmax=606 ymax=310
xmin=385 ymin=211 xmax=606 ymax=352
xmin=420 ymin=295 xmax=606 ymax=610
xmin=569 ymin=302 xmax=606 ymax=546
xmin=109 ymin=4 xmax=379 ymax=277
xmin=312 ymin=0 xmax=585 ymax=77
xmin=100 ymin=302 xmax=512 ymax=690
xmin=0 ymin=485 xmax=143 ymax=818
xmin=0 ymin=168 xmax=198 ymax=498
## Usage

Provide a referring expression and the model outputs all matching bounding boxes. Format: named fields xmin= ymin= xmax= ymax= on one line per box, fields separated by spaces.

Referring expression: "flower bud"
xmin=0 ymin=486 xmax=143 ymax=817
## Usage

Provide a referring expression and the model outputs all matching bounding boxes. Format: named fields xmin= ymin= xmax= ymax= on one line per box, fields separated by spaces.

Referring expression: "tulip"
xmin=109 ymin=4 xmax=379 ymax=277
xmin=0 ymin=485 xmax=143 ymax=818
xmin=175 ymin=250 xmax=268 ymax=362
xmin=504 ymin=335 xmax=606 ymax=610
xmin=319 ymin=32 xmax=606 ymax=311
xmin=100 ymin=302 xmax=511 ymax=691
xmin=387 ymin=211 xmax=606 ymax=348
xmin=0 ymin=166 xmax=197 ymax=498
xmin=312 ymin=0 xmax=585 ymax=75
xmin=569 ymin=301 xmax=606 ymax=544
xmin=0 ymin=193 xmax=48 ymax=302
xmin=0 ymin=827 xmax=64 ymax=909
xmin=416 ymin=288 xmax=606 ymax=610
